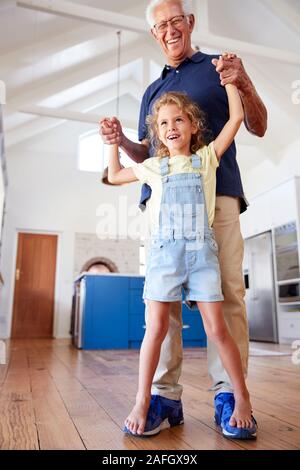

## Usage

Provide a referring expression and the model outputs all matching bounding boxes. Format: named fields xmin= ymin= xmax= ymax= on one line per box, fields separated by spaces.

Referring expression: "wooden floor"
xmin=0 ymin=339 xmax=299 ymax=450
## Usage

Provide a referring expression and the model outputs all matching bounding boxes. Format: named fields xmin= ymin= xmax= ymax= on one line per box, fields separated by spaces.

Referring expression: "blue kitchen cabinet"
xmin=182 ymin=303 xmax=207 ymax=347
xmin=81 ymin=275 xmax=130 ymax=349
xmin=75 ymin=274 xmax=206 ymax=349
xmin=76 ymin=274 xmax=146 ymax=349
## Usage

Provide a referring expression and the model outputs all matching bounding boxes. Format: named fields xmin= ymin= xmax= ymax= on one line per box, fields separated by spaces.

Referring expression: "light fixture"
xmin=101 ymin=30 xmax=122 ymax=185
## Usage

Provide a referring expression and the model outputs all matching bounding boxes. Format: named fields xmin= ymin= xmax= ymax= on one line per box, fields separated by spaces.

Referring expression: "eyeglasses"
xmin=153 ymin=15 xmax=188 ymax=34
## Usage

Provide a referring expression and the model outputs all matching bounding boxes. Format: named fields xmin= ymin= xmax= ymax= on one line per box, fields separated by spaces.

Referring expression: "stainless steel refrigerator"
xmin=243 ymin=231 xmax=278 ymax=342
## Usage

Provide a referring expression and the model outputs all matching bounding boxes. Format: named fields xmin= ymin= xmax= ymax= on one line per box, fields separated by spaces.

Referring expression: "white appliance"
xmin=243 ymin=231 xmax=278 ymax=342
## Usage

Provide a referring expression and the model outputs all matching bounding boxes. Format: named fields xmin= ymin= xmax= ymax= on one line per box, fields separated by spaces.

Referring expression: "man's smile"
xmin=166 ymin=37 xmax=181 ymax=45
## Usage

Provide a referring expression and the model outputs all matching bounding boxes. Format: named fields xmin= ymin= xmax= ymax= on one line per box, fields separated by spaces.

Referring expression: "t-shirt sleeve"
xmin=197 ymin=141 xmax=219 ymax=170
xmin=132 ymin=159 xmax=159 ymax=186
xmin=132 ymin=163 xmax=148 ymax=184
xmin=131 ymin=158 xmax=160 ymax=188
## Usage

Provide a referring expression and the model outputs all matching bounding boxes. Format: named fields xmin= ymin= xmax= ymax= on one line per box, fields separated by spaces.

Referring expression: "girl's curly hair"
xmin=146 ymin=92 xmax=208 ymax=158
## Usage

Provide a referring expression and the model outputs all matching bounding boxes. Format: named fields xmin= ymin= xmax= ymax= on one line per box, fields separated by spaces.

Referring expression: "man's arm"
xmin=99 ymin=117 xmax=149 ymax=163
xmin=212 ymin=54 xmax=267 ymax=137
xmin=121 ymin=135 xmax=150 ymax=164
xmin=238 ymin=74 xmax=267 ymax=138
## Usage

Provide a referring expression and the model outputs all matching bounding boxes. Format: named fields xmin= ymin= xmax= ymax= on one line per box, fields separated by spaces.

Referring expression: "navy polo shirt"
xmin=138 ymin=51 xmax=247 ymax=213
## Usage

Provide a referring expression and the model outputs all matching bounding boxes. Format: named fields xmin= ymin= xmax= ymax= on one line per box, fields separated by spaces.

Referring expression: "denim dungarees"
xmin=143 ymin=154 xmax=224 ymax=304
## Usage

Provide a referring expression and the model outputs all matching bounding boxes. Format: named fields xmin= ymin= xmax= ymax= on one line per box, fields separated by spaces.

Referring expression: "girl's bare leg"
xmin=125 ymin=300 xmax=170 ymax=435
xmin=197 ymin=301 xmax=253 ymax=428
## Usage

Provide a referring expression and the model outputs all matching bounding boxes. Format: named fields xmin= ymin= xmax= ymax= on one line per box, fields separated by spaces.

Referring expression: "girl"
xmin=107 ymin=85 xmax=254 ymax=436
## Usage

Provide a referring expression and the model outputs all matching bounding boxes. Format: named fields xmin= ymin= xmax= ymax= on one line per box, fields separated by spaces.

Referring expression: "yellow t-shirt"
xmin=132 ymin=142 xmax=219 ymax=233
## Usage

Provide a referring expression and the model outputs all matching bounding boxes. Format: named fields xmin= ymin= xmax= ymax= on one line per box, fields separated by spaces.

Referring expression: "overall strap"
xmin=159 ymin=157 xmax=170 ymax=176
xmin=191 ymin=154 xmax=202 ymax=170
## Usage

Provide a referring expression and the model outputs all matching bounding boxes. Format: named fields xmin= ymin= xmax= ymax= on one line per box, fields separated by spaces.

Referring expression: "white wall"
xmin=240 ymin=137 xmax=300 ymax=201
xmin=0 ymin=119 xmax=142 ymax=339
xmin=2 ymin=126 xmax=300 ymax=339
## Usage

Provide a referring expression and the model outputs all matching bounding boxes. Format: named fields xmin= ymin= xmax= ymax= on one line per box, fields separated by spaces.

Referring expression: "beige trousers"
xmin=145 ymin=196 xmax=249 ymax=400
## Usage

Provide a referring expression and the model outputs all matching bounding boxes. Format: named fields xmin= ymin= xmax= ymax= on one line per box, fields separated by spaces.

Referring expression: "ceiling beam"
xmin=1 ymin=23 xmax=106 ymax=73
xmin=261 ymin=0 xmax=300 ymax=36
xmin=7 ymin=106 xmax=258 ymax=151
xmin=6 ymin=75 xmax=141 ymax=148
xmin=192 ymin=31 xmax=300 ymax=65
xmin=18 ymin=105 xmax=137 ymax=128
xmin=6 ymin=109 xmax=137 ymax=148
xmin=5 ymin=40 xmax=145 ymax=115
xmin=6 ymin=78 xmax=142 ymax=148
xmin=67 ymin=79 xmax=142 ymax=114
xmin=17 ymin=0 xmax=300 ymax=65
xmin=1 ymin=27 xmax=138 ymax=97
xmin=17 ymin=0 xmax=148 ymax=34
xmin=17 ymin=78 xmax=142 ymax=123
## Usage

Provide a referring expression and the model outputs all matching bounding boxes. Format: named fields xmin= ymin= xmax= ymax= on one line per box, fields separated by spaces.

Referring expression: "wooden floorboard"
xmin=0 ymin=343 xmax=39 ymax=450
xmin=0 ymin=339 xmax=299 ymax=450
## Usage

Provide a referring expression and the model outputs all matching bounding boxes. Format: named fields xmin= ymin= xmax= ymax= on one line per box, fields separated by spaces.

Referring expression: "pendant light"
xmin=101 ymin=30 xmax=122 ymax=185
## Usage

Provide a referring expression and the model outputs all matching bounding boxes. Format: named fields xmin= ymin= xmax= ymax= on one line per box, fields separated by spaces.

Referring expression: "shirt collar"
xmin=161 ymin=51 xmax=205 ymax=79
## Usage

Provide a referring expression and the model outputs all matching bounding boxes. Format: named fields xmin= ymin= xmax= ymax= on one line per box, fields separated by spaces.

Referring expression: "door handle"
xmin=15 ymin=269 xmax=21 ymax=281
xmin=250 ymin=253 xmax=258 ymax=301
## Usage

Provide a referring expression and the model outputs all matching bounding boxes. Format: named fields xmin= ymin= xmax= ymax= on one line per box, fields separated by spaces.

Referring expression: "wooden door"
xmin=12 ymin=233 xmax=58 ymax=338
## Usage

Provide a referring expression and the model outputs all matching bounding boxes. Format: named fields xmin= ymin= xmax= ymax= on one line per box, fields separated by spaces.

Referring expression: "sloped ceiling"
xmin=0 ymin=0 xmax=299 ymax=173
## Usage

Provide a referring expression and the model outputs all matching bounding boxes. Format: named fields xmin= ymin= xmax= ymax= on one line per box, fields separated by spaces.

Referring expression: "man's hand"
xmin=99 ymin=116 xmax=124 ymax=145
xmin=212 ymin=53 xmax=267 ymax=137
xmin=212 ymin=53 xmax=250 ymax=92
xmin=99 ymin=117 xmax=149 ymax=163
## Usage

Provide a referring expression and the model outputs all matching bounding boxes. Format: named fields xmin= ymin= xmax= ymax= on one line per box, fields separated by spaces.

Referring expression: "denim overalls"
xmin=143 ymin=154 xmax=224 ymax=304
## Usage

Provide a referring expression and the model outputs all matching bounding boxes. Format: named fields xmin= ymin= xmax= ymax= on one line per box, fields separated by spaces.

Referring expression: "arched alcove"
xmin=81 ymin=257 xmax=118 ymax=274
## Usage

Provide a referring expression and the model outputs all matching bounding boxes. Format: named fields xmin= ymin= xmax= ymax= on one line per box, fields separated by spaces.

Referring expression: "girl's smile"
xmin=158 ymin=104 xmax=197 ymax=157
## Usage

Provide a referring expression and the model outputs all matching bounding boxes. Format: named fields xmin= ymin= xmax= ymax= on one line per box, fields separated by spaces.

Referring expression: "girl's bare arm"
xmin=108 ymin=144 xmax=138 ymax=185
xmin=213 ymin=84 xmax=244 ymax=160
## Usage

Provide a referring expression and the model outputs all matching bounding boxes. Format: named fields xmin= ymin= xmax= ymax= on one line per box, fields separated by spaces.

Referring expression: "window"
xmin=78 ymin=127 xmax=139 ymax=172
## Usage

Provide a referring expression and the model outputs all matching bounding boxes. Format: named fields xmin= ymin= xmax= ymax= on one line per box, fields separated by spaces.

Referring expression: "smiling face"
xmin=157 ymin=103 xmax=197 ymax=157
xmin=151 ymin=1 xmax=195 ymax=67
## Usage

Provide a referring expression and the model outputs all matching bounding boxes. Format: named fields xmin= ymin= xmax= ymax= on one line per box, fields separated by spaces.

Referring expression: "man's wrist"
xmin=119 ymin=132 xmax=126 ymax=148
xmin=238 ymin=73 xmax=254 ymax=99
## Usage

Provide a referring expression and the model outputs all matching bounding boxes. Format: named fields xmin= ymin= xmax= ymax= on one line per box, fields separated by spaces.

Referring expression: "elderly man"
xmin=99 ymin=0 xmax=267 ymax=440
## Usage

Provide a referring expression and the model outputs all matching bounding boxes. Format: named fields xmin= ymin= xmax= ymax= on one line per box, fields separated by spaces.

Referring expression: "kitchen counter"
xmin=73 ymin=274 xmax=206 ymax=350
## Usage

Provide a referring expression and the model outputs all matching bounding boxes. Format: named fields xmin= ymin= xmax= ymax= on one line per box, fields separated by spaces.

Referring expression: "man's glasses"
xmin=153 ymin=15 xmax=188 ymax=34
